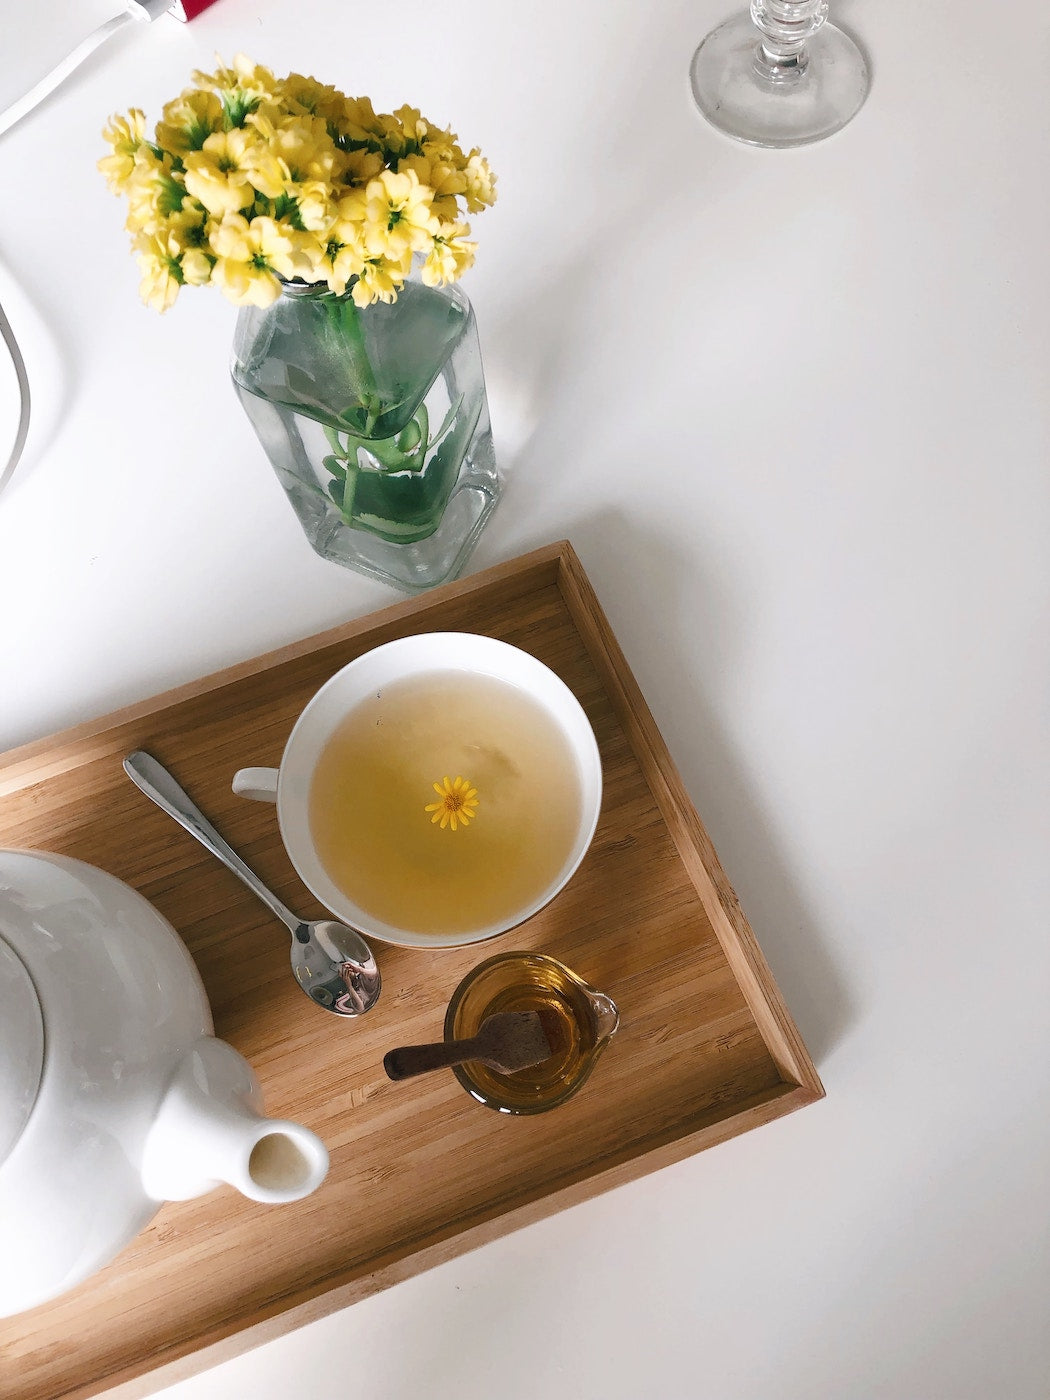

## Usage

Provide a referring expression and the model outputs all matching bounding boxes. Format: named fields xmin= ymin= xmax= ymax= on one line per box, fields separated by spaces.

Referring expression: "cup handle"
xmin=232 ymin=767 xmax=279 ymax=803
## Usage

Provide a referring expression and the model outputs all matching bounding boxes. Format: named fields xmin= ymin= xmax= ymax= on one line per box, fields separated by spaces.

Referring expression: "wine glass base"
xmin=690 ymin=14 xmax=870 ymax=148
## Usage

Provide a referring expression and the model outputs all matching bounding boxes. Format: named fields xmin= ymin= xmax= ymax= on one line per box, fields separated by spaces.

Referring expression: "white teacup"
xmin=232 ymin=633 xmax=603 ymax=949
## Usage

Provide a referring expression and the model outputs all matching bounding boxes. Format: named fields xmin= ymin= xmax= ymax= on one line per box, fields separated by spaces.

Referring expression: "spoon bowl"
xmin=292 ymin=918 xmax=381 ymax=1015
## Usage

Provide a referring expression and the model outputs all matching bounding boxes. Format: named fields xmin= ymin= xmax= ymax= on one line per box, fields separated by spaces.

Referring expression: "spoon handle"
xmin=383 ymin=1036 xmax=488 ymax=1081
xmin=123 ymin=751 xmax=299 ymax=936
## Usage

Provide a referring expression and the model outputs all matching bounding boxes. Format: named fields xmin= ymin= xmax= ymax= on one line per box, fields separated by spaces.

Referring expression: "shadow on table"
xmin=509 ymin=507 xmax=855 ymax=1068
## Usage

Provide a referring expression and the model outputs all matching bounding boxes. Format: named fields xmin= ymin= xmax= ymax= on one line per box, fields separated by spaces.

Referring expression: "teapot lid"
xmin=0 ymin=934 xmax=44 ymax=1166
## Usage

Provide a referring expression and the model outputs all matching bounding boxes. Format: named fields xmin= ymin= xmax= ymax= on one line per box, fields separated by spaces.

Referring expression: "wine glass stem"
xmin=750 ymin=0 xmax=829 ymax=82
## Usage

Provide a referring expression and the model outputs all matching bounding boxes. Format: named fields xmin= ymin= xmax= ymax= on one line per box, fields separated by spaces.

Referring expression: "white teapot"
xmin=0 ymin=848 xmax=329 ymax=1317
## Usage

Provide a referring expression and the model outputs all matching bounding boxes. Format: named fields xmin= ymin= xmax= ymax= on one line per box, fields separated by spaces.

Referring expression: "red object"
xmin=169 ymin=0 xmax=221 ymax=20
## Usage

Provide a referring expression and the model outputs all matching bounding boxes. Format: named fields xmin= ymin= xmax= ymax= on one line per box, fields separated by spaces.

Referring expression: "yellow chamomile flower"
xmin=154 ymin=90 xmax=224 ymax=155
xmin=182 ymin=129 xmax=259 ymax=216
xmin=421 ymin=222 xmax=477 ymax=287
xmin=361 ymin=168 xmax=439 ymax=260
xmin=425 ymin=776 xmax=479 ymax=832
xmin=98 ymin=109 xmax=147 ymax=193
xmin=209 ymin=214 xmax=313 ymax=307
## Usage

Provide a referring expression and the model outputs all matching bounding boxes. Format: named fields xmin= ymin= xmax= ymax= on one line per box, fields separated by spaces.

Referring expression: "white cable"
xmin=0 ymin=293 xmax=30 ymax=499
xmin=0 ymin=0 xmax=173 ymax=141
xmin=0 ymin=0 xmax=176 ymax=495
xmin=0 ymin=12 xmax=133 ymax=140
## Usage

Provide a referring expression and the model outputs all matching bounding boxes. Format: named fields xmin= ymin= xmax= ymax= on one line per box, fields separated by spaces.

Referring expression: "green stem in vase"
xmin=313 ymin=287 xmax=465 ymax=528
xmin=322 ymin=293 xmax=382 ymax=436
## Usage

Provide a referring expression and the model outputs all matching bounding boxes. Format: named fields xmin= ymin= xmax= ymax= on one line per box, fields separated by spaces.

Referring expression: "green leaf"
xmin=396 ymin=419 xmax=422 ymax=454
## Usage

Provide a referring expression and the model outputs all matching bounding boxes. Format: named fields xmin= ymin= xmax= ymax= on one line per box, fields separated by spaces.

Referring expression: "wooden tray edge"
xmin=71 ymin=1082 xmax=820 ymax=1400
xmin=0 ymin=543 xmax=567 ymax=794
xmin=552 ymin=544 xmax=825 ymax=1101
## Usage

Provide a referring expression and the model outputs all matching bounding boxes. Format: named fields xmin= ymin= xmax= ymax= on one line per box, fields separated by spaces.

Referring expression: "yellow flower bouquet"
xmin=100 ymin=57 xmax=501 ymax=591
xmin=100 ymin=54 xmax=496 ymax=312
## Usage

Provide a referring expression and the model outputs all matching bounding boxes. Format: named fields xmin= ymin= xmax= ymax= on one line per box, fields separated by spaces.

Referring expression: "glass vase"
xmin=231 ymin=278 xmax=501 ymax=592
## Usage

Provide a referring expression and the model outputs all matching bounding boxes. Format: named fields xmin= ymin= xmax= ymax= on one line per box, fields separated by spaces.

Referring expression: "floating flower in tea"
xmin=425 ymin=775 xmax=479 ymax=831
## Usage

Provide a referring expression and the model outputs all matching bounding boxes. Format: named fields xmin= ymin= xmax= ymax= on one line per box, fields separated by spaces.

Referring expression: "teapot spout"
xmin=141 ymin=1038 xmax=328 ymax=1205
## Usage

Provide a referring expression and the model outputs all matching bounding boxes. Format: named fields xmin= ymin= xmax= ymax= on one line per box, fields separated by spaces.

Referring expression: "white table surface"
xmin=1 ymin=1 xmax=1048 ymax=1396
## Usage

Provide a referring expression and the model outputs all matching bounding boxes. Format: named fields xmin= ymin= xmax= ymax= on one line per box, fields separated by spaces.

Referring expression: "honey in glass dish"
xmin=308 ymin=671 xmax=584 ymax=940
xmin=445 ymin=952 xmax=620 ymax=1114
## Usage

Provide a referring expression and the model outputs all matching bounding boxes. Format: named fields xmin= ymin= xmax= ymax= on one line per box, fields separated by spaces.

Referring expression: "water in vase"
xmin=232 ymin=280 xmax=500 ymax=592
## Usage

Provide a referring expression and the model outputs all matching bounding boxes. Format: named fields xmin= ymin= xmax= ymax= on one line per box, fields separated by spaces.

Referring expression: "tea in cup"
xmin=232 ymin=634 xmax=602 ymax=949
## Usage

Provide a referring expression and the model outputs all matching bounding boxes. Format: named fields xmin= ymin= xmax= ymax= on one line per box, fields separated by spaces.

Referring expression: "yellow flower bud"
xmin=98 ymin=109 xmax=147 ymax=194
xmin=463 ymin=151 xmax=497 ymax=212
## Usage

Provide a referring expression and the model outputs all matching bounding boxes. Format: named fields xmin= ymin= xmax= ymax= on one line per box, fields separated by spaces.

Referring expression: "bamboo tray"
xmin=0 ymin=541 xmax=822 ymax=1400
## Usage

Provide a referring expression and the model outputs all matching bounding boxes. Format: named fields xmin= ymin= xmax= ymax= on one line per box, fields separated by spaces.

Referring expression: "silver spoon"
xmin=123 ymin=750 xmax=381 ymax=1018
